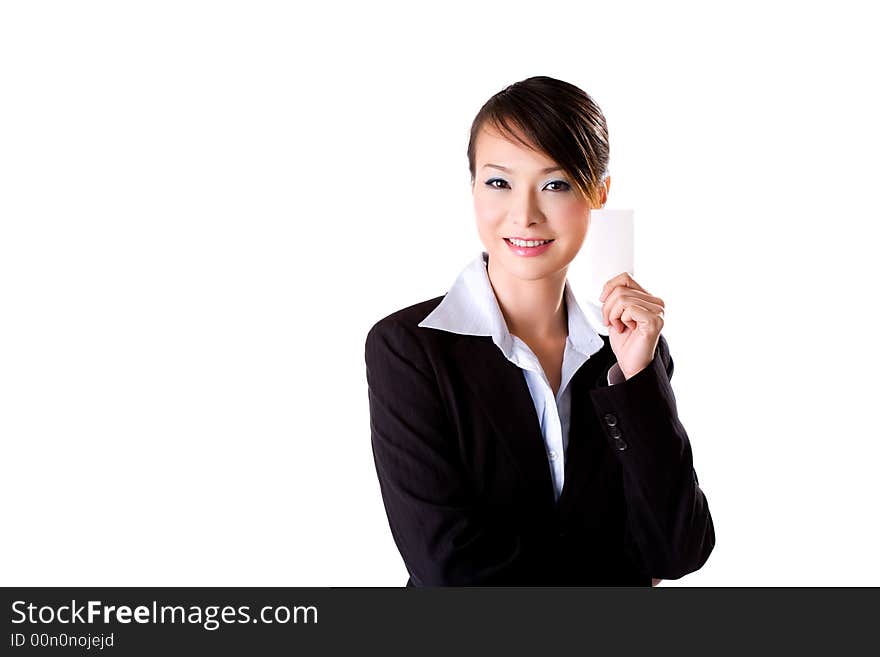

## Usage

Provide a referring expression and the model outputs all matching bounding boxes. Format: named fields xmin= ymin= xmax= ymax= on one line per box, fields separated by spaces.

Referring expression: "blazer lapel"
xmin=452 ymin=335 xmax=557 ymax=509
xmin=556 ymin=335 xmax=615 ymax=515
xmin=450 ymin=333 xmax=617 ymax=516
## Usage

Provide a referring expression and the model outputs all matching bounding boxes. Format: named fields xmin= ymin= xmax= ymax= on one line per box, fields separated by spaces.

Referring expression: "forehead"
xmin=474 ymin=123 xmax=559 ymax=172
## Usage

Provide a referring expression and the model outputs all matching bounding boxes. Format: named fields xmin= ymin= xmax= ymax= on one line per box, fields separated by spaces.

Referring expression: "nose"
xmin=508 ymin=187 xmax=545 ymax=228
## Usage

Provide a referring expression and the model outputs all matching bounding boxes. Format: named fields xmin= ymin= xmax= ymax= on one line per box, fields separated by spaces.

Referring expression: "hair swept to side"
xmin=467 ymin=76 xmax=610 ymax=207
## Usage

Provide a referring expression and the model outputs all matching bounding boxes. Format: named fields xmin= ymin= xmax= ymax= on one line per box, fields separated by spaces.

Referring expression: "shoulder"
xmin=365 ymin=295 xmax=446 ymax=359
xmin=369 ymin=295 xmax=445 ymax=334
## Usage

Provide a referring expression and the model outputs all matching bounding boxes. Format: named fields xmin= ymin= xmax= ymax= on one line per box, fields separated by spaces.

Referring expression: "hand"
xmin=599 ymin=272 xmax=665 ymax=380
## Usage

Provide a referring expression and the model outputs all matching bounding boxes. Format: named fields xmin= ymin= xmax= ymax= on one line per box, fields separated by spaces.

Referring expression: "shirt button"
xmin=608 ymin=426 xmax=622 ymax=438
xmin=614 ymin=438 xmax=628 ymax=451
xmin=604 ymin=413 xmax=618 ymax=426
xmin=549 ymin=450 xmax=558 ymax=461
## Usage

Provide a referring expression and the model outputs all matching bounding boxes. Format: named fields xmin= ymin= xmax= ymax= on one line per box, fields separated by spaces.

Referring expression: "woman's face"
xmin=471 ymin=122 xmax=609 ymax=282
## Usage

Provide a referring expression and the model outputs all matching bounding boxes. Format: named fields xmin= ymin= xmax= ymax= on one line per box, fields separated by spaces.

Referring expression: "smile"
xmin=504 ymin=237 xmax=555 ymax=256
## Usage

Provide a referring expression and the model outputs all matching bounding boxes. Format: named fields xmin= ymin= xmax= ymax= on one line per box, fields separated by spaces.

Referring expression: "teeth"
xmin=509 ymin=238 xmax=551 ymax=247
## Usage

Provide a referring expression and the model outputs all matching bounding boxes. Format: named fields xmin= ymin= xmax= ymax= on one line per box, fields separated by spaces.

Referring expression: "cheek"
xmin=473 ymin=193 xmax=498 ymax=220
xmin=555 ymin=206 xmax=590 ymax=236
xmin=473 ymin=195 xmax=505 ymax=230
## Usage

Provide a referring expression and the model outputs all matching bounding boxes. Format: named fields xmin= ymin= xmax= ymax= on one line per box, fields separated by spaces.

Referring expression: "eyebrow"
xmin=482 ymin=163 xmax=563 ymax=174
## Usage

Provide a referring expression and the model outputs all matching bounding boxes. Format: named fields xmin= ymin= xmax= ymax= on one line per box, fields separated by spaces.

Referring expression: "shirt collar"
xmin=418 ymin=251 xmax=607 ymax=360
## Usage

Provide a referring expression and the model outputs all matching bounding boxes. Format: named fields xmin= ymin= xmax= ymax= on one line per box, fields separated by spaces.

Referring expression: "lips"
xmin=503 ymin=237 xmax=555 ymax=257
xmin=504 ymin=238 xmax=555 ymax=245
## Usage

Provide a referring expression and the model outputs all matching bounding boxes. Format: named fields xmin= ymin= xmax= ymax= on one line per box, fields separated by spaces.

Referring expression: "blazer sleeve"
xmin=365 ymin=318 xmax=544 ymax=586
xmin=589 ymin=334 xmax=716 ymax=580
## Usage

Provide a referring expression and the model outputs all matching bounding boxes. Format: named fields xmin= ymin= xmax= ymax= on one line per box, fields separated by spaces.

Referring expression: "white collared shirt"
xmin=418 ymin=251 xmax=625 ymax=502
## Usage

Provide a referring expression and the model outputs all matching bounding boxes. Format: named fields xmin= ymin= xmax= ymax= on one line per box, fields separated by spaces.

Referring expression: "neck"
xmin=486 ymin=255 xmax=569 ymax=342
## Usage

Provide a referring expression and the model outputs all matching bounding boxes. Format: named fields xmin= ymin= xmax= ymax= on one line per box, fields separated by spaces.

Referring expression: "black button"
xmin=608 ymin=426 xmax=622 ymax=438
xmin=604 ymin=413 xmax=618 ymax=426
xmin=614 ymin=438 xmax=628 ymax=451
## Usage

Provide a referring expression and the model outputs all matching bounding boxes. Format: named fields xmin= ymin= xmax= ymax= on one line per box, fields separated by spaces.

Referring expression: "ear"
xmin=599 ymin=175 xmax=611 ymax=207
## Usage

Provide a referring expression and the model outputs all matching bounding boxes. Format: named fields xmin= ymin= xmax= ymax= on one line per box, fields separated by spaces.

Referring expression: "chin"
xmin=504 ymin=255 xmax=567 ymax=280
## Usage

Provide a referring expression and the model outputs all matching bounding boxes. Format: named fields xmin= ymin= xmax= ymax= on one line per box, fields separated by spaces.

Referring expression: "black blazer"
xmin=365 ymin=295 xmax=715 ymax=586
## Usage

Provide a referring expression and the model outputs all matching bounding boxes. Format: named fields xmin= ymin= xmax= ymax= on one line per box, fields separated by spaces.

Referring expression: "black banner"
xmin=1 ymin=587 xmax=876 ymax=654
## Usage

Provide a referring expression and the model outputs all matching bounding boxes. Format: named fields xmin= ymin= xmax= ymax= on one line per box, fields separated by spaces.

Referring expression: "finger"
xmin=603 ymin=288 xmax=664 ymax=325
xmin=620 ymin=303 xmax=664 ymax=332
xmin=600 ymin=273 xmax=635 ymax=303
xmin=609 ymin=297 xmax=665 ymax=322
xmin=609 ymin=298 xmax=665 ymax=330
xmin=603 ymin=289 xmax=664 ymax=327
xmin=600 ymin=271 xmax=646 ymax=302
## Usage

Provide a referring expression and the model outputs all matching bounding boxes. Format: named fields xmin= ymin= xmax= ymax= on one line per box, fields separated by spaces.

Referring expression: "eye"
xmin=483 ymin=178 xmax=571 ymax=192
xmin=545 ymin=180 xmax=571 ymax=192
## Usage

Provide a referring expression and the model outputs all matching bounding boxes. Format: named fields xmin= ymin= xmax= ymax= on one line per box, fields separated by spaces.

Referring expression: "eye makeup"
xmin=484 ymin=178 xmax=571 ymax=191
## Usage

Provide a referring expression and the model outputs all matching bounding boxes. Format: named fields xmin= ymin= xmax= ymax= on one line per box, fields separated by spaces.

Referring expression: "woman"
xmin=365 ymin=76 xmax=715 ymax=586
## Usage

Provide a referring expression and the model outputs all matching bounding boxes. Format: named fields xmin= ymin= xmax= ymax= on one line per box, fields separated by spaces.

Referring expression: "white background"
xmin=1 ymin=1 xmax=877 ymax=586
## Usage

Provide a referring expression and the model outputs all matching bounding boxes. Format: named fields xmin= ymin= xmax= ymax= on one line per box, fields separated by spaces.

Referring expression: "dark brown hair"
xmin=467 ymin=76 xmax=610 ymax=207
